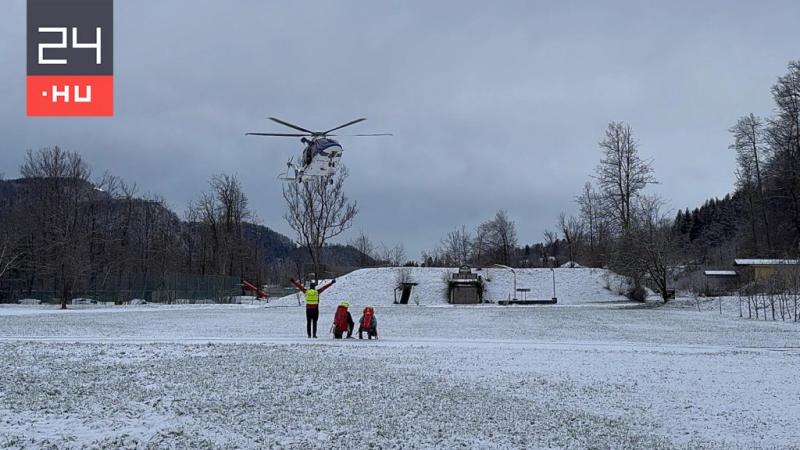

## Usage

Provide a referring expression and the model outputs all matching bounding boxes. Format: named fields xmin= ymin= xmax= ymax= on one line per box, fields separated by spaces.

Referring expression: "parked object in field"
xmin=241 ymin=280 xmax=269 ymax=300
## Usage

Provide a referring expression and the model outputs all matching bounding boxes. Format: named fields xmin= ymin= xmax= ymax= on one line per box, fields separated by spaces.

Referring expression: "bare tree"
xmin=595 ymin=122 xmax=656 ymax=233
xmin=767 ymin=61 xmax=800 ymax=244
xmin=633 ymin=195 xmax=675 ymax=302
xmin=19 ymin=147 xmax=93 ymax=308
xmin=542 ymin=229 xmax=559 ymax=266
xmin=576 ymin=181 xmax=605 ymax=263
xmin=0 ymin=234 xmax=19 ymax=281
xmin=734 ymin=144 xmax=761 ymax=253
xmin=190 ymin=174 xmax=252 ymax=279
xmin=471 ymin=224 xmax=490 ymax=266
xmin=607 ymin=194 xmax=678 ymax=302
xmin=211 ymin=174 xmax=250 ymax=277
xmin=558 ymin=213 xmax=584 ymax=263
xmin=441 ymin=225 xmax=472 ymax=266
xmin=349 ymin=229 xmax=375 ymax=267
xmin=379 ymin=242 xmax=407 ymax=267
xmin=0 ymin=174 xmax=14 ymax=280
xmin=478 ymin=210 xmax=518 ymax=266
xmin=283 ymin=168 xmax=358 ymax=282
xmin=420 ymin=246 xmax=446 ymax=267
xmin=731 ymin=114 xmax=772 ymax=253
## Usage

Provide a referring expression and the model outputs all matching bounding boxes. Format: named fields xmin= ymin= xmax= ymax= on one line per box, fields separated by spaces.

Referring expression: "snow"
xmin=733 ymin=258 xmax=800 ymax=266
xmin=71 ymin=298 xmax=98 ymax=305
xmin=274 ymin=267 xmax=631 ymax=307
xmin=559 ymin=261 xmax=584 ymax=268
xmin=17 ymin=298 xmax=41 ymax=305
xmin=0 ymin=299 xmax=799 ymax=448
xmin=704 ymin=270 xmax=738 ymax=276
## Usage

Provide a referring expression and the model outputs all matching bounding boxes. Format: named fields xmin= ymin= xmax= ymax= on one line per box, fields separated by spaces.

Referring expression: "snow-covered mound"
xmin=275 ymin=267 xmax=630 ymax=307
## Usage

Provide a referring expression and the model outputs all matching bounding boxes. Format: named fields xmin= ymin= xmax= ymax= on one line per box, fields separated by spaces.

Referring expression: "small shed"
xmin=448 ymin=266 xmax=483 ymax=304
xmin=703 ymin=270 xmax=739 ymax=295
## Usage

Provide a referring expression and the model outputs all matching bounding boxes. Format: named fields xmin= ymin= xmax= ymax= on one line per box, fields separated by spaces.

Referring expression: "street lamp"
xmin=493 ymin=264 xmax=516 ymax=301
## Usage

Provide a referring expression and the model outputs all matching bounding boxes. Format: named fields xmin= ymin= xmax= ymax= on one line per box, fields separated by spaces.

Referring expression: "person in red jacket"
xmin=332 ymin=301 xmax=354 ymax=339
xmin=290 ymin=277 xmax=335 ymax=338
xmin=358 ymin=305 xmax=378 ymax=339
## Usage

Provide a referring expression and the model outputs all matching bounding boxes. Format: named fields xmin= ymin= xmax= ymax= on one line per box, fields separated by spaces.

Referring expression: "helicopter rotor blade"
xmin=322 ymin=118 xmax=367 ymax=135
xmin=268 ymin=117 xmax=316 ymax=134
xmin=246 ymin=132 xmax=311 ymax=137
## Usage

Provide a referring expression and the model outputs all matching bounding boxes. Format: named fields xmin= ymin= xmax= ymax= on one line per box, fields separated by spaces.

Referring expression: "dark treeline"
xmin=675 ymin=61 xmax=800 ymax=263
xmin=0 ymin=147 xmax=370 ymax=307
xmin=671 ymin=195 xmax=741 ymax=267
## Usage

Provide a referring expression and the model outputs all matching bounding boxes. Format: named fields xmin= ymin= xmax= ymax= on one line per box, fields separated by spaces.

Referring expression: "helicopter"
xmin=246 ymin=117 xmax=391 ymax=183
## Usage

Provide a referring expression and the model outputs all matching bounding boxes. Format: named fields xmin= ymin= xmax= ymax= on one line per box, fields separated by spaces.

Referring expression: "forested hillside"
xmin=672 ymin=61 xmax=800 ymax=265
xmin=0 ymin=149 xmax=372 ymax=306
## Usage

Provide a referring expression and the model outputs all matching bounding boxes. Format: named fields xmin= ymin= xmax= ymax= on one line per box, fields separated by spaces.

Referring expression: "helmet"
xmin=366 ymin=305 xmax=373 ymax=310
xmin=340 ymin=301 xmax=349 ymax=308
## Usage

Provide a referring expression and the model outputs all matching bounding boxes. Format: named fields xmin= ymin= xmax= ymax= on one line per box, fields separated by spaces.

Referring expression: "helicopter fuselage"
xmin=303 ymin=137 xmax=343 ymax=167
xmin=292 ymin=137 xmax=343 ymax=181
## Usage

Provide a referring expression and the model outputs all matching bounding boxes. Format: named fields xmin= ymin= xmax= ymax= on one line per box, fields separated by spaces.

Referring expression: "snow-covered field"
xmin=1 ymin=299 xmax=799 ymax=449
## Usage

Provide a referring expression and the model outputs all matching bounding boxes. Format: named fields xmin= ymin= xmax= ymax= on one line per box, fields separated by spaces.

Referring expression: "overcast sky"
xmin=2 ymin=1 xmax=799 ymax=258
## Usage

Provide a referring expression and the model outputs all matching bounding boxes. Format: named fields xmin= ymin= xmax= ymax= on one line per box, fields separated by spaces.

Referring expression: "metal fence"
xmin=0 ymin=272 xmax=242 ymax=304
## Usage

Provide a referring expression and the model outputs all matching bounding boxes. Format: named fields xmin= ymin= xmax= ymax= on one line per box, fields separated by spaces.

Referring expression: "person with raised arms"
xmin=290 ymin=278 xmax=336 ymax=338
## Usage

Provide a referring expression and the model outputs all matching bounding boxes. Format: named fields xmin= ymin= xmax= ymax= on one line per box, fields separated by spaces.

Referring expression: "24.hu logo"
xmin=27 ymin=0 xmax=113 ymax=116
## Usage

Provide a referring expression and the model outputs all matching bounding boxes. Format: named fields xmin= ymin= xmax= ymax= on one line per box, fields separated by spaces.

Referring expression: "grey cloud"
xmin=2 ymin=0 xmax=799 ymax=257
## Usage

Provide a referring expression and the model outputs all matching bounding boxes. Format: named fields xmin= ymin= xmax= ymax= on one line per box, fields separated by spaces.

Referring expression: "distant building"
xmin=733 ymin=259 xmax=800 ymax=281
xmin=448 ymin=266 xmax=483 ymax=304
xmin=703 ymin=270 xmax=739 ymax=295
